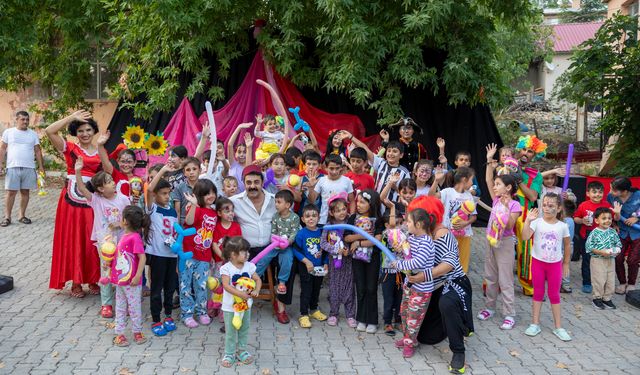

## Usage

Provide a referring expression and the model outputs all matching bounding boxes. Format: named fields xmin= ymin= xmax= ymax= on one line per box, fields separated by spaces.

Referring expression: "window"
xmin=84 ymin=47 xmax=115 ymax=100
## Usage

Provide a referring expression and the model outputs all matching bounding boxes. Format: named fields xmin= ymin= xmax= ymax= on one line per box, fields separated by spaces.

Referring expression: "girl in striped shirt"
xmin=391 ymin=207 xmax=436 ymax=358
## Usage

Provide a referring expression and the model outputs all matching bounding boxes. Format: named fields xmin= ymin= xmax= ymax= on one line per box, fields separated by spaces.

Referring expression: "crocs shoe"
xmin=327 ymin=316 xmax=338 ymax=326
xmin=183 ymin=317 xmax=199 ymax=328
xmin=476 ymin=309 xmax=493 ymax=321
xmin=101 ymin=305 xmax=113 ymax=319
xmin=524 ymin=324 xmax=541 ymax=337
xmin=552 ymin=328 xmax=572 ymax=341
xmin=198 ymin=314 xmax=211 ymax=325
xmin=310 ymin=310 xmax=327 ymax=321
xmin=500 ymin=316 xmax=515 ymax=330
xmin=163 ymin=317 xmax=177 ymax=332
xmin=347 ymin=318 xmax=357 ymax=328
xmin=151 ymin=322 xmax=167 ymax=337
xmin=237 ymin=351 xmax=254 ymax=365
xmin=299 ymin=315 xmax=312 ymax=328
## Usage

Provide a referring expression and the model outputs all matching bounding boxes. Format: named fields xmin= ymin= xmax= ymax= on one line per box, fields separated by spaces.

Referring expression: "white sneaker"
xmin=366 ymin=324 xmax=377 ymax=334
xmin=356 ymin=322 xmax=367 ymax=332
xmin=500 ymin=316 xmax=515 ymax=330
xmin=477 ymin=309 xmax=494 ymax=321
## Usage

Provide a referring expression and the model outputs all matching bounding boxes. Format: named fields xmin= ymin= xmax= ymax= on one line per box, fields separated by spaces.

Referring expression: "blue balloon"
xmin=324 ymin=224 xmax=396 ymax=262
xmin=172 ymin=223 xmax=196 ymax=272
xmin=620 ymin=215 xmax=640 ymax=231
xmin=289 ymin=106 xmax=310 ymax=132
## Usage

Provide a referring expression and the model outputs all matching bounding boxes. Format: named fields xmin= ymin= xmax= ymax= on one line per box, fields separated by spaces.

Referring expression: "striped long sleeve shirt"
xmin=395 ymin=234 xmax=435 ymax=293
xmin=423 ymin=232 xmax=466 ymax=285
xmin=585 ymin=227 xmax=622 ymax=259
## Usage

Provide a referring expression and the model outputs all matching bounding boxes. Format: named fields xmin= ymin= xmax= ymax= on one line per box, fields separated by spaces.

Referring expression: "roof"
xmin=551 ymin=22 xmax=603 ymax=52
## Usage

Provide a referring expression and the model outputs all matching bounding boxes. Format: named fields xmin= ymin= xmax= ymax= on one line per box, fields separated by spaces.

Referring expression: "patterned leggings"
xmin=179 ymin=259 xmax=210 ymax=320
xmin=115 ymin=285 xmax=142 ymax=334
xmin=400 ymin=285 xmax=432 ymax=347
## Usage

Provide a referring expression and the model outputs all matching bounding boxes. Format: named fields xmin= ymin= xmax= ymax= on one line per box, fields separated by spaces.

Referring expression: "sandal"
xmin=87 ymin=283 xmax=100 ymax=295
xmin=276 ymin=283 xmax=287 ymax=295
xmin=70 ymin=284 xmax=85 ymax=298
xmin=133 ymin=332 xmax=147 ymax=344
xmin=18 ymin=217 xmax=31 ymax=224
xmin=237 ymin=351 xmax=254 ymax=364
xmin=221 ymin=354 xmax=235 ymax=368
xmin=113 ymin=334 xmax=129 ymax=347
xmin=0 ymin=218 xmax=10 ymax=227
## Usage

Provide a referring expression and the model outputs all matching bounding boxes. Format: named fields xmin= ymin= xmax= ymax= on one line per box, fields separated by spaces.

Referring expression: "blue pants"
xmin=255 ymin=247 xmax=293 ymax=284
xmin=179 ymin=259 xmax=209 ymax=320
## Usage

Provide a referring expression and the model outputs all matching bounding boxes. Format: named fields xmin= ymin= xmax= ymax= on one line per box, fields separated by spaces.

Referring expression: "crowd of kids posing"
xmin=75 ymin=112 xmax=640 ymax=370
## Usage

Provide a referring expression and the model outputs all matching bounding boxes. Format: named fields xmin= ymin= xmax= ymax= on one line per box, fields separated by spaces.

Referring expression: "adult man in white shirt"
xmin=0 ymin=111 xmax=45 ymax=227
xmin=230 ymin=165 xmax=292 ymax=324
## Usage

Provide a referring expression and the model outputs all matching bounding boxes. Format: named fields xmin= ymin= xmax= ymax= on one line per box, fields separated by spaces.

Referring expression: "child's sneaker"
xmin=602 ymin=300 xmax=616 ymax=309
xmin=163 ymin=317 xmax=176 ymax=332
xmin=560 ymin=283 xmax=572 ymax=293
xmin=384 ymin=324 xmax=395 ymax=336
xmin=346 ymin=318 xmax=357 ymax=328
xmin=402 ymin=344 xmax=416 ymax=358
xmin=327 ymin=316 xmax=338 ymax=326
xmin=524 ymin=324 xmax=541 ymax=337
xmin=183 ymin=317 xmax=199 ymax=328
xmin=582 ymin=285 xmax=593 ymax=294
xmin=198 ymin=315 xmax=211 ymax=325
xmin=299 ymin=315 xmax=312 ymax=328
xmin=476 ymin=309 xmax=494 ymax=321
xmin=151 ymin=322 xmax=167 ymax=337
xmin=133 ymin=332 xmax=147 ymax=344
xmin=310 ymin=310 xmax=327 ymax=321
xmin=500 ymin=316 xmax=515 ymax=330
xmin=356 ymin=322 xmax=367 ymax=332
xmin=365 ymin=324 xmax=377 ymax=334
xmin=395 ymin=338 xmax=406 ymax=348
xmin=449 ymin=352 xmax=466 ymax=374
xmin=592 ymin=298 xmax=605 ymax=310
xmin=552 ymin=328 xmax=572 ymax=341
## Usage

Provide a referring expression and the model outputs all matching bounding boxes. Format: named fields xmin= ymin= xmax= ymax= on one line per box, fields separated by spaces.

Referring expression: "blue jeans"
xmin=255 ymin=247 xmax=293 ymax=284
xmin=179 ymin=259 xmax=209 ymax=320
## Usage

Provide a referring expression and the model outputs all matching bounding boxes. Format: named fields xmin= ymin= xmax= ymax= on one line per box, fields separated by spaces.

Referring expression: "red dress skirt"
xmin=49 ymin=142 xmax=102 ymax=289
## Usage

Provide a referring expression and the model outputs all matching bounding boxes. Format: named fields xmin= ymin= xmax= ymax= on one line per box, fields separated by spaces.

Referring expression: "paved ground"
xmin=1 ymin=185 xmax=640 ymax=375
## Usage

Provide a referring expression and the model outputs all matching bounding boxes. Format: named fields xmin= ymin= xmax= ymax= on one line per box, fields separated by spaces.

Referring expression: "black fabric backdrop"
xmin=106 ymin=42 xmax=503 ymax=225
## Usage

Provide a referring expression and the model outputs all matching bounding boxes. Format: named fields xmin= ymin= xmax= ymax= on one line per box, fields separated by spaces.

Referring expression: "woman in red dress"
xmin=46 ymin=110 xmax=103 ymax=297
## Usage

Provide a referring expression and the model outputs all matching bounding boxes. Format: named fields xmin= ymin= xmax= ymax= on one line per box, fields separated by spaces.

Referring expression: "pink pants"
xmin=531 ymin=258 xmax=562 ymax=304
xmin=115 ymin=285 xmax=143 ymax=334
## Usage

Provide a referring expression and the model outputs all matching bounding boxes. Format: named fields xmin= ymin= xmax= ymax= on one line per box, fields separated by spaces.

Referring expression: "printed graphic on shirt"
xmin=115 ymin=251 xmax=134 ymax=283
xmin=194 ymin=214 xmax=217 ymax=250
xmin=540 ymin=230 xmax=559 ymax=262
xmin=307 ymin=237 xmax=321 ymax=256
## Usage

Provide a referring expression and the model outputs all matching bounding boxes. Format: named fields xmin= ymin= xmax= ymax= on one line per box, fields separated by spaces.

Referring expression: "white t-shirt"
xmin=220 ymin=261 xmax=257 ymax=313
xmin=440 ymin=188 xmax=477 ymax=237
xmin=314 ymin=175 xmax=354 ymax=224
xmin=1 ymin=127 xmax=39 ymax=168
xmin=256 ymin=130 xmax=285 ymax=147
xmin=529 ymin=218 xmax=570 ymax=263
xmin=199 ymin=161 xmax=225 ymax=196
xmin=145 ymin=203 xmax=178 ymax=258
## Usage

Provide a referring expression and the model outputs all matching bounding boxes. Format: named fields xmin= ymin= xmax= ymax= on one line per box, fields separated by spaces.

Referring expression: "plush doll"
xmin=386 ymin=228 xmax=410 ymax=260
xmin=451 ymin=200 xmax=476 ymax=237
xmin=231 ymin=275 xmax=256 ymax=330
xmin=353 ymin=216 xmax=374 ymax=262
xmin=129 ymin=177 xmax=143 ymax=199
xmin=327 ymin=230 xmax=345 ymax=269
xmin=496 ymin=157 xmax=523 ymax=184
xmin=207 ymin=276 xmax=223 ymax=310
xmin=486 ymin=210 xmax=509 ymax=248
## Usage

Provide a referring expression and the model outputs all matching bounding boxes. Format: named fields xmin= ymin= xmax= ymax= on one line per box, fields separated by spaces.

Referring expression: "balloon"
xmin=100 ymin=240 xmax=117 ymax=262
xmin=171 ymin=223 xmax=196 ymax=273
xmin=620 ymin=215 xmax=640 ymax=231
xmin=287 ymin=174 xmax=301 ymax=189
xmin=324 ymin=224 xmax=396 ymax=262
xmin=205 ymin=101 xmax=217 ymax=178
xmin=263 ymin=168 xmax=278 ymax=189
xmin=562 ymin=143 xmax=574 ymax=192
xmin=289 ymin=106 xmax=310 ymax=132
xmin=250 ymin=234 xmax=289 ymax=264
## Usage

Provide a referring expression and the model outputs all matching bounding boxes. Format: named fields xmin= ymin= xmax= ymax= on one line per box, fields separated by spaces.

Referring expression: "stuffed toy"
xmin=207 ymin=276 xmax=223 ymax=311
xmin=451 ymin=200 xmax=476 ymax=237
xmin=496 ymin=157 xmax=523 ymax=185
xmin=129 ymin=177 xmax=143 ymax=199
xmin=486 ymin=210 xmax=509 ymax=248
xmin=98 ymin=238 xmax=117 ymax=285
xmin=386 ymin=228 xmax=410 ymax=260
xmin=353 ymin=216 xmax=374 ymax=262
xmin=231 ymin=274 xmax=256 ymax=330
xmin=326 ymin=230 xmax=345 ymax=269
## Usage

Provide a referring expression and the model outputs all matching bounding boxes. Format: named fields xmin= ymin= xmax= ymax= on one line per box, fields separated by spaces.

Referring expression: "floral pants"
xmin=179 ymin=259 xmax=210 ymax=320
xmin=115 ymin=285 xmax=142 ymax=335
xmin=400 ymin=285 xmax=432 ymax=347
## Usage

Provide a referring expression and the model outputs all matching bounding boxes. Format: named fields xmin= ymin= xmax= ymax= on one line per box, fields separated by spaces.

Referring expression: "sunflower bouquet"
xmin=122 ymin=125 xmax=168 ymax=156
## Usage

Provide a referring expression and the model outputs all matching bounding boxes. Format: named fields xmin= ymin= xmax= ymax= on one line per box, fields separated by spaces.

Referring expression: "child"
xmin=181 ymin=179 xmax=218 ymax=327
xmin=380 ymin=201 xmax=404 ymax=336
xmin=171 ymin=157 xmax=202 ymax=224
xmin=539 ymin=168 xmax=564 ymax=208
xmin=166 ymin=145 xmax=188 ymax=190
xmin=429 ymin=166 xmax=477 ymax=273
xmin=211 ymin=197 xmax=242 ymax=318
xmin=521 ymin=193 xmax=572 ymax=341
xmin=324 ymin=130 xmax=349 ymax=162
xmin=414 ymin=159 xmax=433 ymax=197
xmin=255 ymin=190 xmax=299 ymax=295
xmin=391 ymin=208 xmax=436 ymax=358
xmin=477 ymin=173 xmax=522 ymax=330
xmin=608 ymin=177 xmax=640 ymax=294
xmin=451 ymin=151 xmax=481 ymax=197
xmin=197 ymin=138 xmax=229 ymax=195
xmin=145 ymin=167 xmax=179 ymax=336
xmin=111 ymin=205 xmax=150 ymax=346
xmin=219 ymin=237 xmax=262 ymax=367
xmin=309 ymin=154 xmax=354 ymax=225
xmin=344 ymin=147 xmax=375 ymax=207
xmin=96 ymin=131 xmax=135 ymax=199
xmin=344 ymin=189 xmax=384 ymax=333
xmin=294 ymin=204 xmax=328 ymax=328
xmin=294 ymin=151 xmax=324 ymax=215
xmin=561 ymin=199 xmax=577 ymax=293
xmin=254 ymin=114 xmax=286 ymax=160
xmin=320 ymin=193 xmax=356 ymax=328
xmin=137 ymin=163 xmax=164 ymax=209
xmin=397 ymin=178 xmax=417 ymax=209
xmin=222 ymin=176 xmax=239 ymax=198
xmin=226 ymin=122 xmax=254 ymax=192
xmin=264 ymin=153 xmax=289 ymax=195
xmin=284 ymin=147 xmax=303 ymax=175
xmin=380 ymin=117 xmax=427 ymax=171
xmin=574 ymin=181 xmax=612 ymax=294
xmin=75 ymin=157 xmax=130 ymax=318
xmin=499 ymin=146 xmax=515 ymax=163
xmin=585 ymin=207 xmax=622 ymax=309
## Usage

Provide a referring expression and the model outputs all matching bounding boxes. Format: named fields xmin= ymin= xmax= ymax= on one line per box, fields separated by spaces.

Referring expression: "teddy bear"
xmin=231 ymin=275 xmax=256 ymax=330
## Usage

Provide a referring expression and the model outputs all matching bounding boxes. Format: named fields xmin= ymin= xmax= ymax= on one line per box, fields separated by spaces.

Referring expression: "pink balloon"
xmin=251 ymin=234 xmax=289 ymax=264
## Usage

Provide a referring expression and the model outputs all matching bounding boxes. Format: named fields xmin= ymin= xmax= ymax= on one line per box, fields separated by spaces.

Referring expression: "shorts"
xmin=5 ymin=167 xmax=37 ymax=190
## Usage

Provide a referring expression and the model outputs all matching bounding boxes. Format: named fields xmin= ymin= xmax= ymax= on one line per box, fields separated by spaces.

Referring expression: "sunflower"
xmin=123 ymin=125 xmax=146 ymax=149
xmin=144 ymin=133 xmax=169 ymax=156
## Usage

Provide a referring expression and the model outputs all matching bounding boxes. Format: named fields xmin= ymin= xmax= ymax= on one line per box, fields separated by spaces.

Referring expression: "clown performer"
xmin=380 ymin=117 xmax=428 ymax=172
xmin=486 ymin=136 xmax=546 ymax=296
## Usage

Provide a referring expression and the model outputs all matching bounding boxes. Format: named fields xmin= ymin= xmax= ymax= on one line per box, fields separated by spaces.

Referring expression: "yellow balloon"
xmin=100 ymin=241 xmax=116 ymax=262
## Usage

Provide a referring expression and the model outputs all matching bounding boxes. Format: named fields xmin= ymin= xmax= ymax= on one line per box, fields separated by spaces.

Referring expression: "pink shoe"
xmin=402 ymin=345 xmax=416 ymax=358
xmin=183 ymin=317 xmax=199 ymax=328
xmin=346 ymin=318 xmax=357 ymax=328
xmin=395 ymin=339 xmax=406 ymax=348
xmin=327 ymin=316 xmax=338 ymax=326
xmin=198 ymin=315 xmax=211 ymax=325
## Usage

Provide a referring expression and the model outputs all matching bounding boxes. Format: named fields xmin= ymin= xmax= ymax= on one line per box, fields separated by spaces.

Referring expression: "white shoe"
xmin=500 ymin=316 xmax=515 ymax=330
xmin=356 ymin=322 xmax=367 ymax=332
xmin=615 ymin=284 xmax=627 ymax=295
xmin=477 ymin=309 xmax=494 ymax=321
xmin=366 ymin=324 xmax=377 ymax=334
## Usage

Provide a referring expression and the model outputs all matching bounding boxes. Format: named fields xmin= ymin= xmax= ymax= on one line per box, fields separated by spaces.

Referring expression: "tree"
xmin=559 ymin=0 xmax=606 ymax=23
xmin=555 ymin=14 xmax=640 ymax=175
xmin=0 ymin=0 xmax=545 ymax=124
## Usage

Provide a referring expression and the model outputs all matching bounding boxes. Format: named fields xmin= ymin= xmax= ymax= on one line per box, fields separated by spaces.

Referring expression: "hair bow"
xmin=327 ymin=192 xmax=348 ymax=206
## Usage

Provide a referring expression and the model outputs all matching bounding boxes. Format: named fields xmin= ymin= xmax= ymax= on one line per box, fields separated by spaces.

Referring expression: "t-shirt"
xmin=212 ymin=221 xmax=242 ymax=262
xmin=564 ymin=217 xmax=575 ymax=251
xmin=294 ymin=227 xmax=327 ymax=267
xmin=487 ymin=197 xmax=521 ymax=238
xmin=297 ymin=172 xmax=325 ymax=216
xmin=1 ymin=127 xmax=39 ymax=169
xmin=183 ymin=206 xmax=218 ymax=262
xmin=166 ymin=170 xmax=186 ymax=191
xmin=111 ymin=169 xmax=131 ymax=198
xmin=220 ymin=261 xmax=257 ymax=313
xmin=265 ymin=173 xmax=289 ymax=195
xmin=574 ymin=200 xmax=613 ymax=238
xmin=344 ymin=171 xmax=374 ymax=194
xmin=200 ymin=161 xmax=225 ymax=195
xmin=110 ymin=232 xmax=146 ymax=286
xmin=516 ymin=168 xmax=542 ymax=209
xmin=256 ymin=130 xmax=285 ymax=148
xmin=529 ymin=218 xmax=570 ymax=263
xmin=171 ymin=181 xmax=194 ymax=224
xmin=585 ymin=227 xmax=622 ymax=258
xmin=89 ymin=192 xmax=130 ymax=243
xmin=415 ymin=185 xmax=431 ymax=198
xmin=146 ymin=203 xmax=178 ymax=258
xmin=440 ymin=188 xmax=477 ymax=237
xmin=608 ymin=191 xmax=640 ymax=240
xmin=314 ymin=175 xmax=354 ymax=224
xmin=372 ymin=155 xmax=410 ymax=205
xmin=271 ymin=211 xmax=300 ymax=243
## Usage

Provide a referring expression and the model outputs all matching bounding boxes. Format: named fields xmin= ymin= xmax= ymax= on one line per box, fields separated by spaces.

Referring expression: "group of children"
xmin=77 ymin=112 xmax=640 ymax=368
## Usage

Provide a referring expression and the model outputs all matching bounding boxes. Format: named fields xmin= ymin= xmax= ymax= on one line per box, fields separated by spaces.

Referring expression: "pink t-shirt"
xmin=89 ymin=192 xmax=130 ymax=243
xmin=488 ymin=197 xmax=522 ymax=238
xmin=111 ymin=232 xmax=146 ymax=286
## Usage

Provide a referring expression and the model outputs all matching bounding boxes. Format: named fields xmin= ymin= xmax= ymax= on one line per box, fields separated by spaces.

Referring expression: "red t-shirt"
xmin=212 ymin=221 xmax=242 ymax=262
xmin=345 ymin=171 xmax=375 ymax=194
xmin=183 ymin=206 xmax=218 ymax=262
xmin=574 ymin=200 xmax=613 ymax=238
xmin=111 ymin=169 xmax=131 ymax=197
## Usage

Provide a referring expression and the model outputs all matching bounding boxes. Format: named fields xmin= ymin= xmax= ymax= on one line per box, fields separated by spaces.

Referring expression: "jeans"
xmin=380 ymin=271 xmax=402 ymax=325
xmin=255 ymin=247 xmax=293 ymax=283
